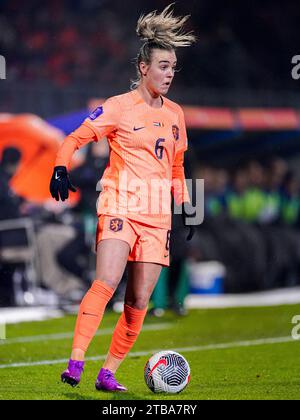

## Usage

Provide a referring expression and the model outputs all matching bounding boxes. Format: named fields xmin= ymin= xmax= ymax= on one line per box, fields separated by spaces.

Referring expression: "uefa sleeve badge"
xmin=89 ymin=106 xmax=103 ymax=121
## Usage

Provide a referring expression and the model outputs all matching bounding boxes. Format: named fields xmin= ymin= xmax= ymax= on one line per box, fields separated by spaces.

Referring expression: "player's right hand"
xmin=50 ymin=166 xmax=77 ymax=201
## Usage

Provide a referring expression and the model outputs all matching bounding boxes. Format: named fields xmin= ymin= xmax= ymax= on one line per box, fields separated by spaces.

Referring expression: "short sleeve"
xmin=83 ymin=96 xmax=122 ymax=141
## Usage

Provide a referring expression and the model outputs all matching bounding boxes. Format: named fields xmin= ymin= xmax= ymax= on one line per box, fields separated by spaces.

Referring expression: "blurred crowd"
xmin=0 ymin=0 xmax=298 ymax=91
xmin=199 ymin=158 xmax=299 ymax=226
xmin=190 ymin=158 xmax=300 ymax=293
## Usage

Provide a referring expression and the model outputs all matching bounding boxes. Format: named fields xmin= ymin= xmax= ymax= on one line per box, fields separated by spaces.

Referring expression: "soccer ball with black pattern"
xmin=144 ymin=351 xmax=191 ymax=393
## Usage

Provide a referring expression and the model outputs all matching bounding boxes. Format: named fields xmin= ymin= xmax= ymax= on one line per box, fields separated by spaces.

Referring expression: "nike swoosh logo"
xmin=82 ymin=312 xmax=98 ymax=317
xmin=148 ymin=359 xmax=167 ymax=378
xmin=55 ymin=173 xmax=60 ymax=180
xmin=133 ymin=126 xmax=145 ymax=131
xmin=164 ymin=254 xmax=169 ymax=258
xmin=126 ymin=332 xmax=137 ymax=337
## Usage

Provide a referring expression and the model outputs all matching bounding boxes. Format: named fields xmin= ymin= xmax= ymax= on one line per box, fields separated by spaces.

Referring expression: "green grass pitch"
xmin=0 ymin=304 xmax=300 ymax=400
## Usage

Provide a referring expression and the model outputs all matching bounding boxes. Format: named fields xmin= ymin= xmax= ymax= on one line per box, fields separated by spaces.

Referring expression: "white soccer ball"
xmin=144 ymin=350 xmax=191 ymax=394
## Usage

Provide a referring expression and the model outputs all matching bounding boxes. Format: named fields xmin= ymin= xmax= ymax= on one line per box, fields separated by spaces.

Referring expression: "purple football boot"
xmin=95 ymin=368 xmax=127 ymax=392
xmin=61 ymin=359 xmax=84 ymax=387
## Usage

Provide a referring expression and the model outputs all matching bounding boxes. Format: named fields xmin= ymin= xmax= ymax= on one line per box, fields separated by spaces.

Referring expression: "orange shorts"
xmin=96 ymin=215 xmax=170 ymax=267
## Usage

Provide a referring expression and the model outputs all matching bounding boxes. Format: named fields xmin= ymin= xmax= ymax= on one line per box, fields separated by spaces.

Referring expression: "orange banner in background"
xmin=183 ymin=106 xmax=236 ymax=130
xmin=88 ymin=99 xmax=300 ymax=131
xmin=237 ymin=109 xmax=299 ymax=130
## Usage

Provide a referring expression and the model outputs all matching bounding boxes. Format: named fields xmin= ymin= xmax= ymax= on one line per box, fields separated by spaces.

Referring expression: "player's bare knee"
xmin=125 ymin=299 xmax=148 ymax=311
xmin=100 ymin=274 xmax=122 ymax=290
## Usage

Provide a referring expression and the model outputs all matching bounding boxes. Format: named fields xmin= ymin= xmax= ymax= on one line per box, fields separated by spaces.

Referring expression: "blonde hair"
xmin=131 ymin=3 xmax=196 ymax=89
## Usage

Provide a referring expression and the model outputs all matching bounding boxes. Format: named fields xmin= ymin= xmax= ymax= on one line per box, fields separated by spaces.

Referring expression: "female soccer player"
xmin=50 ymin=4 xmax=195 ymax=392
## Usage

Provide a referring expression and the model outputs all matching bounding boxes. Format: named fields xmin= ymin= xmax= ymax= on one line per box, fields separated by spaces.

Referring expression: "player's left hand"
xmin=50 ymin=166 xmax=77 ymax=201
xmin=181 ymin=202 xmax=195 ymax=241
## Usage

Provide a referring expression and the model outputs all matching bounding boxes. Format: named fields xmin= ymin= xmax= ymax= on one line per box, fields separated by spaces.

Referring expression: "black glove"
xmin=181 ymin=202 xmax=195 ymax=241
xmin=50 ymin=166 xmax=76 ymax=201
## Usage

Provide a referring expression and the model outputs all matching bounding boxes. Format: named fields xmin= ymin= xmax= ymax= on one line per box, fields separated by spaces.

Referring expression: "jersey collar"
xmin=131 ymin=89 xmax=165 ymax=109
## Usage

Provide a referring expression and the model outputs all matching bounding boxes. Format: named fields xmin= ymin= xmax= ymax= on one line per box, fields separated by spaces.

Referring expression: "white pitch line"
xmin=0 ymin=335 xmax=296 ymax=369
xmin=0 ymin=323 xmax=172 ymax=346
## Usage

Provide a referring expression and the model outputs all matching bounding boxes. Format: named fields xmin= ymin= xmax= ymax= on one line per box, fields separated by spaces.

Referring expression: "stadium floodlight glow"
xmin=0 ymin=55 xmax=6 ymax=80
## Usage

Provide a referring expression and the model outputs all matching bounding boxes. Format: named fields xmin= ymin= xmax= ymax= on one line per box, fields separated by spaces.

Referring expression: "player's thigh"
xmin=125 ymin=262 xmax=163 ymax=309
xmin=96 ymin=239 xmax=130 ymax=289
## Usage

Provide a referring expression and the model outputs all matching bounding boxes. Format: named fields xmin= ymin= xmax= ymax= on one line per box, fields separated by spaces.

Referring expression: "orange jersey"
xmin=56 ymin=89 xmax=190 ymax=229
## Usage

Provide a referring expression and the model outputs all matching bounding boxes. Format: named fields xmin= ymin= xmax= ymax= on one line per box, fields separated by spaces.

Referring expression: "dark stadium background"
xmin=1 ymin=0 xmax=300 ymax=313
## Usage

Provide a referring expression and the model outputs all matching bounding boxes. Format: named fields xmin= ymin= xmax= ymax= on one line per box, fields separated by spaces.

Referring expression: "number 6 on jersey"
xmin=155 ymin=138 xmax=165 ymax=160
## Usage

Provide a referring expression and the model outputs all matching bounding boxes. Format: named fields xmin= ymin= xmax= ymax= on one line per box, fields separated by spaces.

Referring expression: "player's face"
xmin=142 ymin=49 xmax=177 ymax=96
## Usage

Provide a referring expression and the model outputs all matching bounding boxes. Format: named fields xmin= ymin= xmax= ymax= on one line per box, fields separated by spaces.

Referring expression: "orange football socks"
xmin=72 ymin=280 xmax=114 ymax=352
xmin=109 ymin=304 xmax=148 ymax=359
